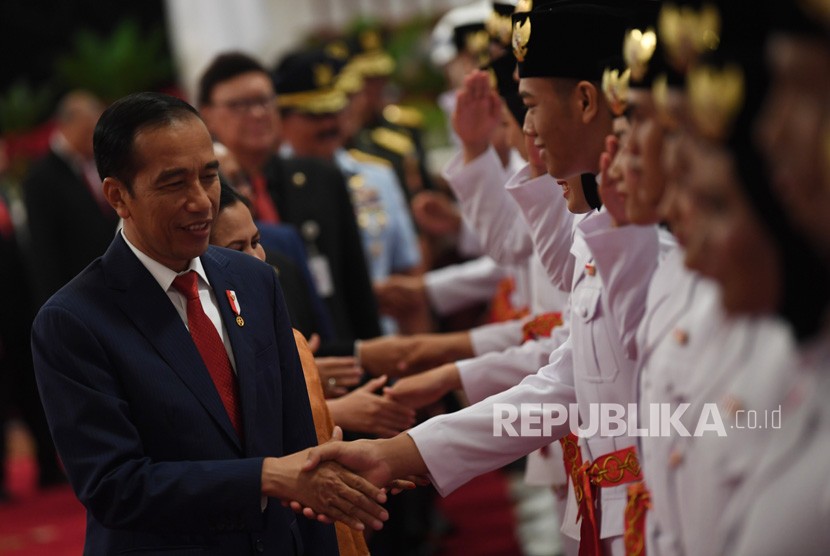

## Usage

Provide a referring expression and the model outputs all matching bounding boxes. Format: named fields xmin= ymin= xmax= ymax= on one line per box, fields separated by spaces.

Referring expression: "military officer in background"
xmin=345 ymin=27 xmax=436 ymax=199
xmin=198 ymin=52 xmax=382 ymax=353
xmin=272 ymin=47 xmax=425 ymax=334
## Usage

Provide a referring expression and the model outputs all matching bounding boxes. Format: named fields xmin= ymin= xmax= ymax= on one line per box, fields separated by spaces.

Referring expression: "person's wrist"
xmin=462 ymin=141 xmax=489 ymax=164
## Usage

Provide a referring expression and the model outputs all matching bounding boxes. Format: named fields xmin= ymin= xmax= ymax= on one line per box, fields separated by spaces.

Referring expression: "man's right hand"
xmin=261 ymin=448 xmax=389 ymax=531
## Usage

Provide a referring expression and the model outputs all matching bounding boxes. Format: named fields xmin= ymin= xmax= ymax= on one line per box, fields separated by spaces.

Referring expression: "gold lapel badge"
xmin=512 ymin=17 xmax=531 ymax=62
xmin=487 ymin=12 xmax=513 ymax=46
xmin=623 ymin=27 xmax=658 ymax=82
xmin=292 ymin=171 xmax=307 ymax=187
xmin=602 ymin=67 xmax=632 ymax=117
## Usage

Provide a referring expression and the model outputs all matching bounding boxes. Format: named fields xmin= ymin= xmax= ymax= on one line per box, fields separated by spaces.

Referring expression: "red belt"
xmin=558 ymin=434 xmax=644 ymax=556
xmin=522 ymin=311 xmax=564 ymax=342
xmin=488 ymin=277 xmax=530 ymax=323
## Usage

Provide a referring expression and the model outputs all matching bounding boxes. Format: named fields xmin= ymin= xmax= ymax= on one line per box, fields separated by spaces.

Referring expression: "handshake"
xmin=262 ymin=427 xmax=429 ymax=531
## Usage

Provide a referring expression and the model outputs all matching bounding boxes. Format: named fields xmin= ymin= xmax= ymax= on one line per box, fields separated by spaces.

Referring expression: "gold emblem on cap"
xmin=236 ymin=315 xmax=245 ymax=327
xmin=512 ymin=17 xmax=531 ymax=63
xmin=515 ymin=0 xmax=533 ymax=13
xmin=465 ymin=29 xmax=491 ymax=59
xmin=602 ymin=67 xmax=631 ymax=117
xmin=687 ymin=64 xmax=744 ymax=141
xmin=652 ymin=74 xmax=680 ymax=131
xmin=325 ymin=41 xmax=349 ymax=60
xmin=292 ymin=171 xmax=307 ymax=187
xmin=487 ymin=12 xmax=513 ymax=46
xmin=360 ymin=29 xmax=381 ymax=51
xmin=659 ymin=3 xmax=720 ymax=72
xmin=314 ymin=64 xmax=334 ymax=88
xmin=623 ymin=27 xmax=657 ymax=82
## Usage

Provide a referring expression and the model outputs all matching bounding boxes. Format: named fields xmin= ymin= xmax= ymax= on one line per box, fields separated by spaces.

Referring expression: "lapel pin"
xmin=585 ymin=263 xmax=596 ymax=277
xmin=226 ymin=290 xmax=244 ymax=327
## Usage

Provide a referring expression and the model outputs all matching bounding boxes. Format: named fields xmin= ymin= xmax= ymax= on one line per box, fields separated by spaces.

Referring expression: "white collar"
xmin=121 ymin=228 xmax=210 ymax=292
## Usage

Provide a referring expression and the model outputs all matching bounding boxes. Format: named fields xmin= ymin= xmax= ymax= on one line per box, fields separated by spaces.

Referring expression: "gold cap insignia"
xmin=659 ymin=4 xmax=720 ymax=72
xmin=602 ymin=67 xmax=631 ymax=117
xmin=465 ymin=29 xmax=491 ymax=59
xmin=487 ymin=12 xmax=513 ymax=45
xmin=687 ymin=64 xmax=744 ymax=141
xmin=314 ymin=64 xmax=334 ymax=88
xmin=325 ymin=41 xmax=349 ymax=61
xmin=515 ymin=0 xmax=533 ymax=13
xmin=360 ymin=30 xmax=381 ymax=52
xmin=651 ymin=74 xmax=679 ymax=131
xmin=512 ymin=17 xmax=531 ymax=62
xmin=623 ymin=28 xmax=657 ymax=82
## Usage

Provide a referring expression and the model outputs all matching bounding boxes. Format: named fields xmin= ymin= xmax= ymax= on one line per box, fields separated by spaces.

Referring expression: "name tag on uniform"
xmin=308 ymin=254 xmax=334 ymax=298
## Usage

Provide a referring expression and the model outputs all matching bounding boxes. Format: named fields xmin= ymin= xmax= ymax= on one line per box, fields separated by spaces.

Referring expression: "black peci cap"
xmin=512 ymin=1 xmax=646 ymax=82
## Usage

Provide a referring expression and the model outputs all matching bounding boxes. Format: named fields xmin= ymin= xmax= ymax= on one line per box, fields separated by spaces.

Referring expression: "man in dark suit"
xmin=23 ymin=91 xmax=119 ymax=306
xmin=0 ymin=192 xmax=64 ymax=498
xmin=31 ymin=92 xmax=388 ymax=555
xmin=198 ymin=53 xmax=382 ymax=352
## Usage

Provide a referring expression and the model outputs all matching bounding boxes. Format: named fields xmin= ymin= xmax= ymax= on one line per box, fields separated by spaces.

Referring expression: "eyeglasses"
xmin=216 ymin=95 xmax=277 ymax=114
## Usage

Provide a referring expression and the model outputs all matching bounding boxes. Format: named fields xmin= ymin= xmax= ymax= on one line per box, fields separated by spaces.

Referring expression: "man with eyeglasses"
xmin=199 ymin=52 xmax=382 ymax=355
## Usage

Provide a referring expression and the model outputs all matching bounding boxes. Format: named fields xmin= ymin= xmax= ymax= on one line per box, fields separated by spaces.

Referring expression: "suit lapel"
xmin=201 ymin=248 xmax=258 ymax=453
xmin=103 ymin=237 xmax=242 ymax=452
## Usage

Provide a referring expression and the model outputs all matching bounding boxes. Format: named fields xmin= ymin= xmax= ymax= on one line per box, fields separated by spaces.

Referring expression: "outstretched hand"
xmin=327 ymin=375 xmax=417 ymax=437
xmin=383 ymin=363 xmax=460 ymax=410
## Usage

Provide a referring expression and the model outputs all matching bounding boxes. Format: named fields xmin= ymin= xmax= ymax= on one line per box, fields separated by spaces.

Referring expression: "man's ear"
xmin=103 ymin=177 xmax=130 ymax=219
xmin=576 ymin=81 xmax=600 ymax=124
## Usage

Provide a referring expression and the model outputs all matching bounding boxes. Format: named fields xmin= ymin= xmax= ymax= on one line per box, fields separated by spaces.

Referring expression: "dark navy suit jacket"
xmin=31 ymin=234 xmax=339 ymax=555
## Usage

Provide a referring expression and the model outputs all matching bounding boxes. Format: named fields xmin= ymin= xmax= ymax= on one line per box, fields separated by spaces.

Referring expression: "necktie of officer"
xmin=249 ymin=173 xmax=281 ymax=224
xmin=172 ymin=271 xmax=242 ymax=438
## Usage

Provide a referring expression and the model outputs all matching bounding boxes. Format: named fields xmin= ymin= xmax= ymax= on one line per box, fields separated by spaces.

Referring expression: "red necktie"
xmin=249 ymin=173 xmax=280 ymax=224
xmin=172 ymin=271 xmax=242 ymax=438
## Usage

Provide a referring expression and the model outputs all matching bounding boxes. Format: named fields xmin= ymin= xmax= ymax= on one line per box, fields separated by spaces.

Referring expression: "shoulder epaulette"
xmin=382 ymin=104 xmax=424 ymax=129
xmin=370 ymin=127 xmax=415 ymax=156
xmin=348 ymin=148 xmax=393 ymax=168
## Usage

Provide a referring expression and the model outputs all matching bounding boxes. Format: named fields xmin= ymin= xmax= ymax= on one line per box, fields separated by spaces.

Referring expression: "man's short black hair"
xmin=93 ymin=92 xmax=201 ymax=191
xmin=197 ymin=52 xmax=269 ymax=107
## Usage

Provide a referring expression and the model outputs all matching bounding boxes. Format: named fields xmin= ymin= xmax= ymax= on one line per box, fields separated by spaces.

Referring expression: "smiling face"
xmin=200 ymin=71 xmax=280 ymax=162
xmin=520 ymin=76 xmax=611 ymax=180
xmin=682 ymin=139 xmax=781 ymax=315
xmin=106 ymin=116 xmax=220 ymax=272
